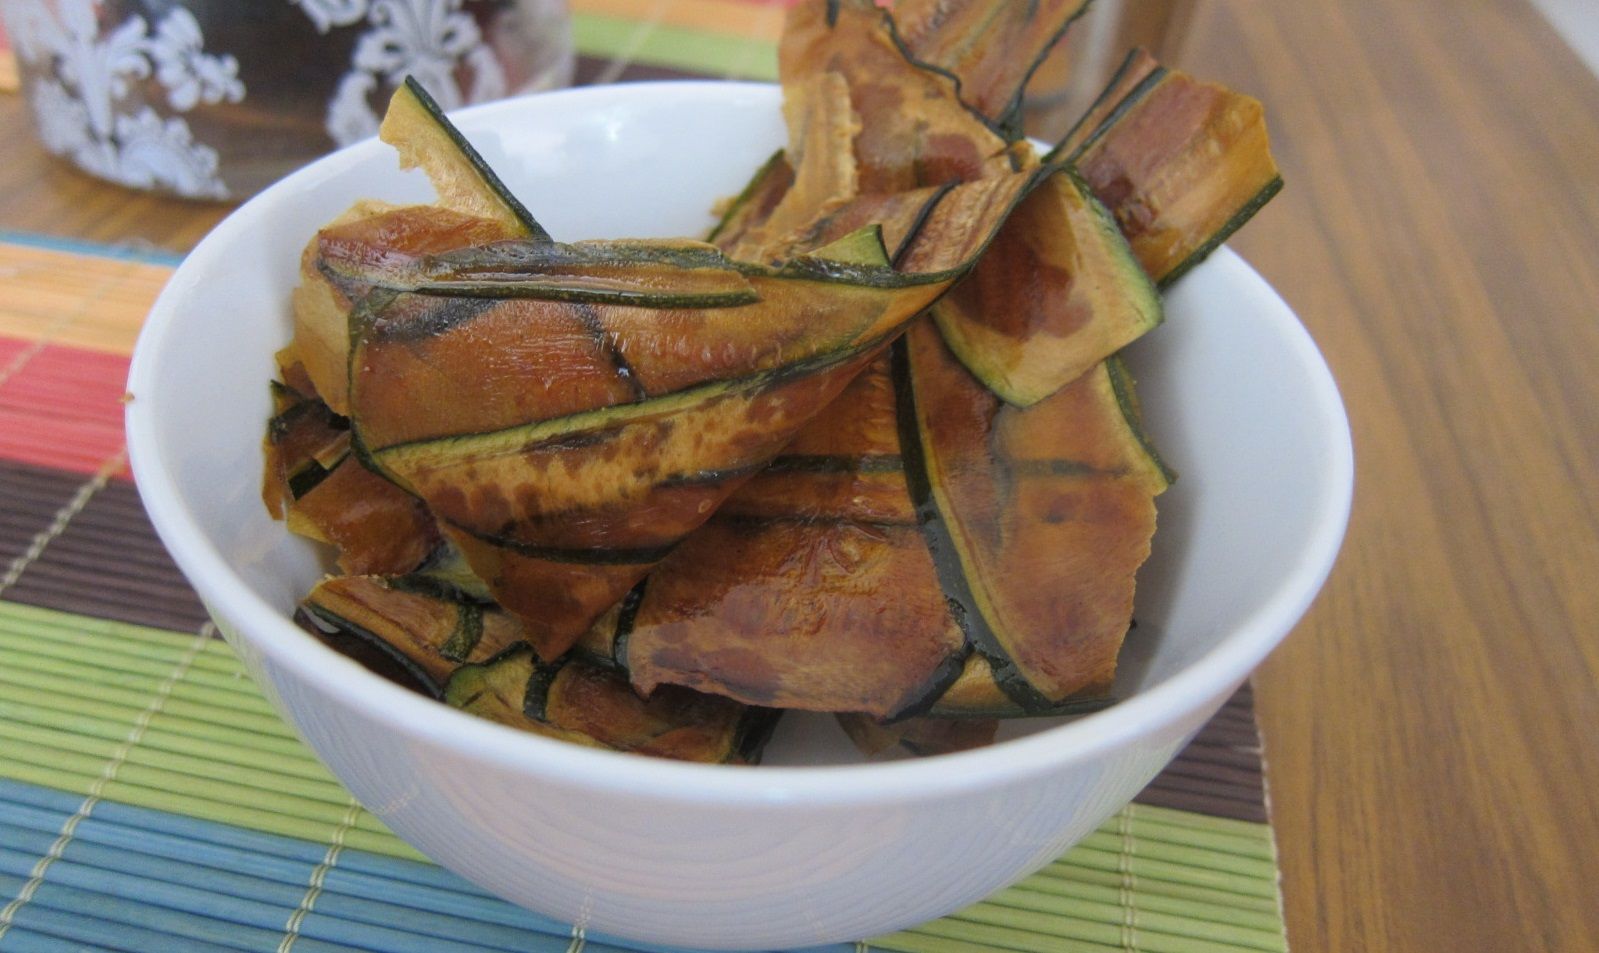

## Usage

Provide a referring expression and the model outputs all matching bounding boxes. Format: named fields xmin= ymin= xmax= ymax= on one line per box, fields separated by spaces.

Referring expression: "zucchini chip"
xmin=263 ymin=391 xmax=438 ymax=576
xmin=302 ymin=575 xmax=520 ymax=689
xmin=780 ymin=0 xmax=1013 ymax=191
xmin=379 ymin=77 xmax=548 ymax=240
xmin=446 ymin=647 xmax=777 ymax=763
xmin=929 ymin=170 xmax=1162 ymax=406
xmin=893 ymin=0 xmax=1093 ymax=135
xmin=898 ymin=319 xmax=1169 ymax=704
xmin=1051 ymin=62 xmax=1284 ymax=287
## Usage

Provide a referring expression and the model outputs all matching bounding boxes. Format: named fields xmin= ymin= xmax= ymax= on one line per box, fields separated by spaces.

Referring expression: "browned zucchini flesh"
xmin=285 ymin=456 xmax=440 ymax=577
xmin=780 ymin=0 xmax=1012 ymax=191
xmin=322 ymin=238 xmax=763 ymax=309
xmin=621 ymin=352 xmax=961 ymax=720
xmin=928 ymin=169 xmax=1161 ymax=406
xmin=719 ymin=353 xmax=914 ymax=524
xmin=625 ymin=515 xmax=965 ymax=720
xmin=709 ymin=150 xmax=795 ymax=252
xmin=273 ymin=350 xmax=321 ymax=405
xmin=347 ymin=232 xmax=938 ymax=452
xmin=403 ymin=346 xmax=880 ymax=660
xmin=301 ymin=575 xmax=521 ymax=690
xmin=542 ymin=657 xmax=777 ymax=763
xmin=295 ymin=204 xmax=518 ymax=415
xmin=263 ymin=391 xmax=438 ymax=576
xmin=718 ymin=71 xmax=861 ymax=264
xmin=607 ymin=360 xmax=961 ymax=723
xmin=1053 ymin=63 xmax=1283 ymax=286
xmin=1052 ymin=47 xmax=1163 ymax=160
xmin=750 ymin=165 xmax=1035 ymax=274
xmin=898 ymin=319 xmax=1169 ymax=704
xmin=445 ymin=646 xmax=778 ymax=762
xmin=893 ymin=0 xmax=1092 ymax=134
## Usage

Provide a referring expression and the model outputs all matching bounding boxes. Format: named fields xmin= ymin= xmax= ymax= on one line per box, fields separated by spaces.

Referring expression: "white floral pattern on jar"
xmin=0 ymin=0 xmax=244 ymax=198
xmin=0 ymin=0 xmax=571 ymax=199
xmin=309 ymin=0 xmax=510 ymax=147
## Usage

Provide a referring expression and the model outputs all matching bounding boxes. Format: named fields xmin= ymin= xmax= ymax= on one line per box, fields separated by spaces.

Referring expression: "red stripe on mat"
xmin=0 ymin=336 xmax=29 ymax=367
xmin=0 ymin=339 xmax=132 ymax=479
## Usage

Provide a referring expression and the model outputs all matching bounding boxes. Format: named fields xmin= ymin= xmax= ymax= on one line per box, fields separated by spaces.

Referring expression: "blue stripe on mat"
xmin=0 ymin=780 xmax=856 ymax=953
xmin=0 ymin=230 xmax=186 ymax=267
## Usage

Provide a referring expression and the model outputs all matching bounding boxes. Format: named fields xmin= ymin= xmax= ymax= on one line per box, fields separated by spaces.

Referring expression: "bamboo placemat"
xmin=0 ymin=5 xmax=1290 ymax=950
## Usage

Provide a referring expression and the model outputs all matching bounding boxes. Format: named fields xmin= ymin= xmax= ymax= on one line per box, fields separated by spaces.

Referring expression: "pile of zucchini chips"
xmin=264 ymin=0 xmax=1280 ymax=761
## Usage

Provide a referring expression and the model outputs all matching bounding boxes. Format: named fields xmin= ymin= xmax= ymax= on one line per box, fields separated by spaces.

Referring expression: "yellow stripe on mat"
xmin=0 ymin=242 xmax=171 ymax=356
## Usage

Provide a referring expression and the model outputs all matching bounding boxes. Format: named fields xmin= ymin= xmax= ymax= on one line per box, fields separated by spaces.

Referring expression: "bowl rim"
xmin=126 ymin=79 xmax=1353 ymax=807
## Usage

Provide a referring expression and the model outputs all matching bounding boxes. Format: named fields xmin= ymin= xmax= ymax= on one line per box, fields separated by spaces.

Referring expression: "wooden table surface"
xmin=4 ymin=1 xmax=1598 ymax=950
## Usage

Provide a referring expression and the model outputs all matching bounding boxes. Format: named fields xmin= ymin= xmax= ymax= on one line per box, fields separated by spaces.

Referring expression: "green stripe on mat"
xmin=0 ymin=600 xmax=1287 ymax=951
xmin=571 ymin=13 xmax=778 ymax=80
xmin=0 ymin=601 xmax=426 ymax=864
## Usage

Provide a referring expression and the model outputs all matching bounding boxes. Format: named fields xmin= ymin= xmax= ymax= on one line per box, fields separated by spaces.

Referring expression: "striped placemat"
xmin=0 ymin=5 xmax=1290 ymax=950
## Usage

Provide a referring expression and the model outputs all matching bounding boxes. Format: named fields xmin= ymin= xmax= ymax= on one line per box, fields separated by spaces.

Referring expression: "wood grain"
xmin=2 ymin=1 xmax=1598 ymax=949
xmin=1178 ymin=1 xmax=1599 ymax=951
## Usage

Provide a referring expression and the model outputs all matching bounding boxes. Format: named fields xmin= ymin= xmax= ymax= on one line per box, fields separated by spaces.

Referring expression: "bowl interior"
xmin=127 ymin=81 xmax=1350 ymax=773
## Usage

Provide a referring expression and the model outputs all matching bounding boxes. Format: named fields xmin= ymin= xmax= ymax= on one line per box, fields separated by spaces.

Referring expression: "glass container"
xmin=1 ymin=0 xmax=574 ymax=199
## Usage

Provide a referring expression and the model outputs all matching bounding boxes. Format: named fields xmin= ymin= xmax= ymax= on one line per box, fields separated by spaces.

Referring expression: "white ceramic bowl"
xmin=126 ymin=81 xmax=1352 ymax=950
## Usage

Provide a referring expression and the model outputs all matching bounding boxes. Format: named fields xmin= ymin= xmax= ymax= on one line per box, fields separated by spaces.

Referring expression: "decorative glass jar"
xmin=1 ymin=0 xmax=573 ymax=199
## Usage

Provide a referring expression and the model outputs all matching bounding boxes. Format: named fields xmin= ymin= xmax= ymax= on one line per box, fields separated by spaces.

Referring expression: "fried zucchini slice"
xmin=445 ymin=646 xmax=778 ymax=763
xmin=719 ymin=353 xmax=914 ymax=524
xmin=922 ymin=653 xmax=1115 ymax=719
xmin=295 ymin=204 xmax=519 ymax=415
xmin=892 ymin=0 xmax=1092 ymax=134
xmin=780 ymin=0 xmax=1013 ymax=191
xmin=928 ymin=169 xmax=1162 ymax=405
xmin=286 ymin=456 xmax=440 ymax=577
xmin=263 ymin=391 xmax=438 ymax=576
xmin=719 ymin=71 xmax=861 ymax=264
xmin=1051 ymin=62 xmax=1283 ymax=286
xmin=897 ymin=319 xmax=1169 ymax=705
xmin=380 ymin=77 xmax=548 ymax=240
xmin=625 ymin=516 xmax=965 ymax=720
xmin=622 ymin=353 xmax=960 ymax=720
xmin=301 ymin=575 xmax=520 ymax=689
